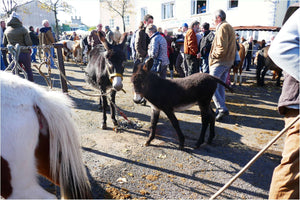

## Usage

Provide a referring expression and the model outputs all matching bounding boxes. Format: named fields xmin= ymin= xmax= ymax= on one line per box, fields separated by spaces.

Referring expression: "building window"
xmin=229 ymin=0 xmax=238 ymax=8
xmin=162 ymin=2 xmax=175 ymax=19
xmin=141 ymin=7 xmax=148 ymax=21
xmin=109 ymin=19 xmax=114 ymax=29
xmin=125 ymin=16 xmax=130 ymax=26
xmin=191 ymin=0 xmax=207 ymax=15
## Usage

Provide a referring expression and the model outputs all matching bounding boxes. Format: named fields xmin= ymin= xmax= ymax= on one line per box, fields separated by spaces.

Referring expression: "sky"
xmin=0 ymin=0 xmax=100 ymax=26
xmin=58 ymin=0 xmax=101 ymax=26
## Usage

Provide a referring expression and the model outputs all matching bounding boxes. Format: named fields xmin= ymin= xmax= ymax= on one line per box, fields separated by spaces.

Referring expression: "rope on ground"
xmin=209 ymin=114 xmax=300 ymax=200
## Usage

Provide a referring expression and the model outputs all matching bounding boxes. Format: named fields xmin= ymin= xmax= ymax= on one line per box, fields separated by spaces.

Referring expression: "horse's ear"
xmin=97 ymin=31 xmax=111 ymax=50
xmin=119 ymin=33 xmax=127 ymax=48
xmin=144 ymin=58 xmax=154 ymax=71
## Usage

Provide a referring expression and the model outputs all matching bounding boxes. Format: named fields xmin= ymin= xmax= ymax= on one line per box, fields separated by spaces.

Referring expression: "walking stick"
xmin=209 ymin=114 xmax=300 ymax=200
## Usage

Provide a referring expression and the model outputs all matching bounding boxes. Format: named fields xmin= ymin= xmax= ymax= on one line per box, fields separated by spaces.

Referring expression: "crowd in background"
xmin=0 ymin=6 xmax=299 ymax=200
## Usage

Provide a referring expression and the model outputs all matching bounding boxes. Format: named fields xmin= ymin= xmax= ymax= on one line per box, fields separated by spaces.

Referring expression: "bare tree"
xmin=39 ymin=0 xmax=71 ymax=39
xmin=101 ymin=0 xmax=134 ymax=32
xmin=1 ymin=0 xmax=19 ymax=17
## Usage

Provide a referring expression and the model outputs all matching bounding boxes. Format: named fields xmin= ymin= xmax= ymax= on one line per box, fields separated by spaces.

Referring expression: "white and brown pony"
xmin=0 ymin=71 xmax=92 ymax=199
xmin=57 ymin=40 xmax=82 ymax=63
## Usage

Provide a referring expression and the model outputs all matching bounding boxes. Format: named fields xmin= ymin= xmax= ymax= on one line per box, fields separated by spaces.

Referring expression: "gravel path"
xmin=35 ymin=61 xmax=284 ymax=199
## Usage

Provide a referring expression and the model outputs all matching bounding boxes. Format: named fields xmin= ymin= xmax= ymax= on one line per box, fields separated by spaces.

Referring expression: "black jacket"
xmin=29 ymin=31 xmax=39 ymax=45
xmin=199 ymin=30 xmax=214 ymax=58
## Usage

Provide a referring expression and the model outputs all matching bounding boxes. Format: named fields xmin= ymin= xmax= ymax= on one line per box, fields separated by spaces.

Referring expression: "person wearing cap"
xmin=184 ymin=20 xmax=201 ymax=76
xmin=3 ymin=12 xmax=34 ymax=81
xmin=104 ymin=25 xmax=114 ymax=45
xmin=88 ymin=23 xmax=105 ymax=48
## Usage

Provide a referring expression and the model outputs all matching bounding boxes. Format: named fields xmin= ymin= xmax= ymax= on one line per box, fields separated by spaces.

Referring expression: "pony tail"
xmin=35 ymin=90 xmax=92 ymax=199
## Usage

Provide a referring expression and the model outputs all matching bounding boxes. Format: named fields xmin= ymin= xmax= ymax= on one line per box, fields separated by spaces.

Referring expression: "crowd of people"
xmin=0 ymin=6 xmax=299 ymax=199
xmin=0 ymin=10 xmax=292 ymax=119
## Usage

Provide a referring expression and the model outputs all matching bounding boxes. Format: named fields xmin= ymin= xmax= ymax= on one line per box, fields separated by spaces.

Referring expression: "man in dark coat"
xmin=29 ymin=26 xmax=39 ymax=63
xmin=199 ymin=22 xmax=214 ymax=73
xmin=3 ymin=12 xmax=33 ymax=81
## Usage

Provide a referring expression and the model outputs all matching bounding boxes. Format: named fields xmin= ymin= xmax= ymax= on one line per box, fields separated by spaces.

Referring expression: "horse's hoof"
xmin=101 ymin=123 xmax=107 ymax=130
xmin=193 ymin=143 xmax=201 ymax=149
xmin=113 ymin=121 xmax=118 ymax=126
xmin=178 ymin=144 xmax=184 ymax=150
xmin=144 ymin=141 xmax=150 ymax=146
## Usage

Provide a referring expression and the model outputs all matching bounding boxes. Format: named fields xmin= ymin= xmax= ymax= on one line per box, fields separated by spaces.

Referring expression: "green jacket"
xmin=3 ymin=17 xmax=32 ymax=53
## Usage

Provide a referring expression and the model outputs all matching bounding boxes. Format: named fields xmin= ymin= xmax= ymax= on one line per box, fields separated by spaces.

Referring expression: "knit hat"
xmin=182 ymin=23 xmax=188 ymax=28
xmin=10 ymin=11 xmax=22 ymax=22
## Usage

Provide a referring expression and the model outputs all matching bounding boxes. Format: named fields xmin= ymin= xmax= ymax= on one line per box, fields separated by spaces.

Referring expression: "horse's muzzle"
xmin=112 ymin=76 xmax=123 ymax=91
xmin=133 ymin=93 xmax=145 ymax=104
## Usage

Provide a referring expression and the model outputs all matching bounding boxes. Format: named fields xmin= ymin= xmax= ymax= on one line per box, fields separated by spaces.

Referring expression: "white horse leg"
xmin=234 ymin=73 xmax=237 ymax=85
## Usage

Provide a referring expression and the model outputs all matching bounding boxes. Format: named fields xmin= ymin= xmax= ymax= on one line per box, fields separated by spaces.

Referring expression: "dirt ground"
xmin=35 ymin=61 xmax=284 ymax=199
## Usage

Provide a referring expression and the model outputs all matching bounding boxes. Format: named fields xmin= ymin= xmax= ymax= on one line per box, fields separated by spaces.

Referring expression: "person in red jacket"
xmin=184 ymin=21 xmax=201 ymax=76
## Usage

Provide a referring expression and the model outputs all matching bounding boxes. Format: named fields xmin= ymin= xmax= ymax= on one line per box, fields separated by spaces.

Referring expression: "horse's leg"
xmin=261 ymin=66 xmax=268 ymax=86
xmin=110 ymin=90 xmax=118 ymax=126
xmin=146 ymin=108 xmax=160 ymax=146
xmin=164 ymin=110 xmax=185 ymax=150
xmin=207 ymin=106 xmax=216 ymax=144
xmin=256 ymin=64 xmax=262 ymax=86
xmin=233 ymin=67 xmax=237 ymax=85
xmin=276 ymin=70 xmax=282 ymax=86
xmin=239 ymin=65 xmax=243 ymax=86
xmin=101 ymin=90 xmax=108 ymax=129
xmin=233 ymin=73 xmax=237 ymax=85
xmin=195 ymin=103 xmax=214 ymax=148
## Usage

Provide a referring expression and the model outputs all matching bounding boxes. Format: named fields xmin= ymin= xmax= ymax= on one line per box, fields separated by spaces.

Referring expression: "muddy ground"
xmin=35 ymin=61 xmax=284 ymax=199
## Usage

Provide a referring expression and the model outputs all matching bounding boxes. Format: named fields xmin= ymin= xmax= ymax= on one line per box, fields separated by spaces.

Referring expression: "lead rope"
xmin=209 ymin=114 xmax=300 ymax=199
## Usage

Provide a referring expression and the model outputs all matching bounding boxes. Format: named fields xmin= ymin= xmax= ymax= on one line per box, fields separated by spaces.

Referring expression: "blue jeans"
xmin=31 ymin=45 xmax=37 ymax=62
xmin=45 ymin=49 xmax=55 ymax=68
xmin=200 ymin=57 xmax=209 ymax=73
xmin=209 ymin=65 xmax=230 ymax=113
xmin=0 ymin=50 xmax=4 ymax=70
